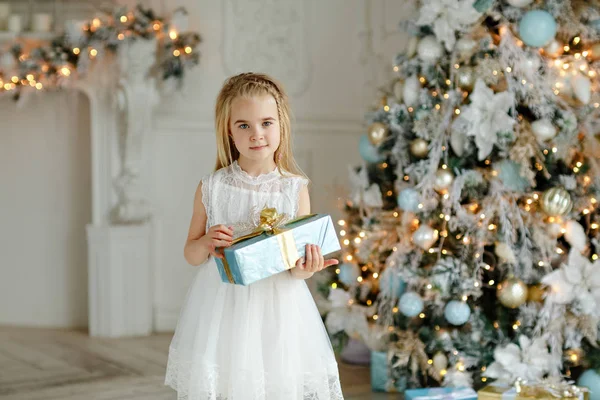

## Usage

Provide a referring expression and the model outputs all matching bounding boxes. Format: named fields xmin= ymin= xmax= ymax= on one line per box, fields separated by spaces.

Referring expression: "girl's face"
xmin=229 ymin=94 xmax=281 ymax=165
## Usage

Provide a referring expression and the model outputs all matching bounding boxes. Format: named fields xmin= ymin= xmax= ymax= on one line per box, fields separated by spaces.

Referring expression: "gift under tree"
xmin=316 ymin=0 xmax=600 ymax=393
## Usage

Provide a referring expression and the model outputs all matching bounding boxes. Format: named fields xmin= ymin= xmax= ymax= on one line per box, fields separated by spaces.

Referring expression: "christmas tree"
xmin=318 ymin=0 xmax=600 ymax=392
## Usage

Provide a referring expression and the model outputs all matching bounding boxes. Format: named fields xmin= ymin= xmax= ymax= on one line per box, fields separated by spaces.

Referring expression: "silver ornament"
xmin=434 ymin=169 xmax=454 ymax=193
xmin=506 ymin=0 xmax=533 ymax=7
xmin=410 ymin=138 xmax=429 ymax=158
xmin=457 ymin=67 xmax=475 ymax=91
xmin=544 ymin=40 xmax=563 ymax=58
xmin=412 ymin=225 xmax=439 ymax=250
xmin=433 ymin=352 xmax=448 ymax=372
xmin=403 ymin=75 xmax=420 ymax=107
xmin=455 ymin=38 xmax=478 ymax=57
xmin=497 ymin=277 xmax=528 ymax=309
xmin=541 ymin=187 xmax=573 ymax=216
xmin=417 ymin=35 xmax=443 ymax=64
xmin=531 ymin=119 xmax=557 ymax=141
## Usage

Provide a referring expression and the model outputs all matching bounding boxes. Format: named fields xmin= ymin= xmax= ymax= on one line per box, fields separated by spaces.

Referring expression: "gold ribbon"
xmin=220 ymin=208 xmax=316 ymax=283
xmin=515 ymin=378 xmax=589 ymax=400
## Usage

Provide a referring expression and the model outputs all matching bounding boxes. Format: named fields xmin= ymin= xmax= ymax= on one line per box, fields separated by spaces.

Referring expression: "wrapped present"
xmin=371 ymin=350 xmax=407 ymax=392
xmin=406 ymin=387 xmax=477 ymax=400
xmin=215 ymin=208 xmax=341 ymax=285
xmin=478 ymin=381 xmax=588 ymax=400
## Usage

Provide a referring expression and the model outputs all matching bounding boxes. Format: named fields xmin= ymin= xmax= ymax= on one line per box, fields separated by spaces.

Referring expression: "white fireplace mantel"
xmin=75 ymin=39 xmax=160 ymax=337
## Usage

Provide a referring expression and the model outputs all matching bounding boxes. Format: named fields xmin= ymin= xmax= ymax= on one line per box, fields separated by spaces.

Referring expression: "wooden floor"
xmin=0 ymin=326 xmax=398 ymax=400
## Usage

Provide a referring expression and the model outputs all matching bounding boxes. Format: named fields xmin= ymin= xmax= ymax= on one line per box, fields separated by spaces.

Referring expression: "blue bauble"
xmin=495 ymin=159 xmax=530 ymax=192
xmin=397 ymin=188 xmax=420 ymax=212
xmin=359 ymin=135 xmax=384 ymax=163
xmin=519 ymin=10 xmax=557 ymax=48
xmin=444 ymin=300 xmax=471 ymax=326
xmin=398 ymin=292 xmax=424 ymax=317
xmin=578 ymin=370 xmax=600 ymax=400
xmin=380 ymin=267 xmax=407 ymax=299
xmin=338 ymin=263 xmax=361 ymax=286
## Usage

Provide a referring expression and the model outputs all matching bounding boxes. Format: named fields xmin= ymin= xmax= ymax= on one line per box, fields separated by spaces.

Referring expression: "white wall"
xmin=0 ymin=0 xmax=412 ymax=329
xmin=0 ymin=92 xmax=91 ymax=327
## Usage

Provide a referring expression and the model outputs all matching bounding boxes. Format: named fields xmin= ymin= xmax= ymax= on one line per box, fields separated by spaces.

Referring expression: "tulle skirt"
xmin=164 ymin=259 xmax=344 ymax=400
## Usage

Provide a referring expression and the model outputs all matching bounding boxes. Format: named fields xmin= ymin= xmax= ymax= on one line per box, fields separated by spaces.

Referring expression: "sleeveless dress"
xmin=165 ymin=161 xmax=344 ymax=400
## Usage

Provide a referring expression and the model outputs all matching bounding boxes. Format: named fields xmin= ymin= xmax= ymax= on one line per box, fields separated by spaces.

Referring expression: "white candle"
xmin=32 ymin=13 xmax=52 ymax=32
xmin=7 ymin=14 xmax=22 ymax=33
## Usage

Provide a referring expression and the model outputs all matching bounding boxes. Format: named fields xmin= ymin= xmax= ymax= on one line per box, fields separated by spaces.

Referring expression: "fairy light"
xmin=343 ymin=239 xmax=350 ymax=246
xmin=346 ymin=254 xmax=354 ymax=261
xmin=428 ymin=248 xmax=435 ymax=253
xmin=338 ymin=220 xmax=346 ymax=226
xmin=444 ymin=93 xmax=450 ymax=99
xmin=592 ymin=198 xmax=597 ymax=204
xmin=583 ymin=209 xmax=590 ymax=215
xmin=426 ymin=284 xmax=433 ymax=289
xmin=435 ymin=104 xmax=441 ymax=110
xmin=354 ymin=237 xmax=361 ymax=244
xmin=419 ymin=76 xmax=426 ymax=83
xmin=373 ymin=273 xmax=379 ymax=279
xmin=169 ymin=29 xmax=178 ymax=40
xmin=357 ymin=276 xmax=363 ymax=282
xmin=359 ymin=231 xmax=366 ymax=238
xmin=331 ymin=283 xmax=337 ymax=289
xmin=489 ymin=280 xmax=495 ymax=285
xmin=506 ymin=67 xmax=512 ymax=73
xmin=120 ymin=15 xmax=128 ymax=23
xmin=90 ymin=48 xmax=98 ymax=57
xmin=393 ymin=246 xmax=398 ymax=252
xmin=455 ymin=109 xmax=461 ymax=115
xmin=393 ymin=307 xmax=399 ymax=313
xmin=474 ymin=281 xmax=480 ymax=287
xmin=445 ymin=215 xmax=450 ymax=221
xmin=552 ymin=147 xmax=558 ymax=153
xmin=462 ymin=295 xmax=468 ymax=301
xmin=442 ymin=249 xmax=448 ymax=255
xmin=428 ymin=359 xmax=433 ymax=365
xmin=418 ymin=203 xmax=424 ymax=209
xmin=35 ymin=82 xmax=43 ymax=90
xmin=153 ymin=22 xmax=161 ymax=31
xmin=373 ymin=314 xmax=378 ymax=321
xmin=556 ymin=248 xmax=564 ymax=254
xmin=174 ymin=49 xmax=181 ymax=57
xmin=118 ymin=33 xmax=125 ymax=40
xmin=493 ymin=321 xmax=499 ymax=329
xmin=539 ymin=261 xmax=545 ymax=267
xmin=443 ymin=193 xmax=450 ymax=200
xmin=419 ymin=313 xmax=426 ymax=319
xmin=335 ymin=268 xmax=341 ymax=274
xmin=11 ymin=76 xmax=18 ymax=83
xmin=593 ymin=254 xmax=599 ymax=261
xmin=482 ymin=378 xmax=488 ymax=383
xmin=339 ymin=230 xmax=346 ymax=236
xmin=393 ymin=65 xmax=399 ymax=72
xmin=367 ymin=299 xmax=372 ymax=305
xmin=404 ymin=175 xmax=410 ymax=181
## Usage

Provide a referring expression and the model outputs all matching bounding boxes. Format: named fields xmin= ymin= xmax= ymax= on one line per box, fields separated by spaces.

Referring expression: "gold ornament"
xmin=434 ymin=169 xmax=454 ymax=193
xmin=541 ymin=187 xmax=573 ymax=217
xmin=527 ymin=283 xmax=546 ymax=303
xmin=368 ymin=122 xmax=389 ymax=146
xmin=457 ymin=66 xmax=475 ymax=91
xmin=497 ymin=277 xmax=528 ymax=309
xmin=410 ymin=138 xmax=429 ymax=158
xmin=590 ymin=43 xmax=600 ymax=61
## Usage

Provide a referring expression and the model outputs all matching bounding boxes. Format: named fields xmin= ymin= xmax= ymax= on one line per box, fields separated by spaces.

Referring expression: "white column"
xmin=78 ymin=39 xmax=159 ymax=337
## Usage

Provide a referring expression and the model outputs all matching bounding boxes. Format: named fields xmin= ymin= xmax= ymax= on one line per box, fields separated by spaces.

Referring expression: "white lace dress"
xmin=165 ymin=161 xmax=344 ymax=400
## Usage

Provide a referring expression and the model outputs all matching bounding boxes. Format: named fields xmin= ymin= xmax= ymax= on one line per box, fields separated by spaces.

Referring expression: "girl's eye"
xmin=263 ymin=121 xmax=273 ymax=127
xmin=239 ymin=123 xmax=249 ymax=129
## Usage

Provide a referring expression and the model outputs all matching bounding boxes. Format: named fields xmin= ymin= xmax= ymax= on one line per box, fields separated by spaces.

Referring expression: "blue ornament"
xmin=578 ymin=370 xmax=600 ymax=400
xmin=359 ymin=135 xmax=384 ymax=163
xmin=380 ymin=267 xmax=407 ymax=299
xmin=495 ymin=159 xmax=530 ymax=192
xmin=519 ymin=10 xmax=557 ymax=48
xmin=397 ymin=188 xmax=420 ymax=212
xmin=444 ymin=300 xmax=471 ymax=325
xmin=398 ymin=292 xmax=424 ymax=317
xmin=338 ymin=263 xmax=361 ymax=286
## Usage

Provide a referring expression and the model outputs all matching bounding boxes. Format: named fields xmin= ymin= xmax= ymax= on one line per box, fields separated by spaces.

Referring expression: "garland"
xmin=0 ymin=4 xmax=201 ymax=100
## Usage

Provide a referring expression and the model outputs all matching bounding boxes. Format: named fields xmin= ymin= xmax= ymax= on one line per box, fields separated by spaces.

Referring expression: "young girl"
xmin=165 ymin=73 xmax=344 ymax=400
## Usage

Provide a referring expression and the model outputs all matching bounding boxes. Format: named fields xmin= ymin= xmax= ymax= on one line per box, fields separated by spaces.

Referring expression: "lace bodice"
xmin=201 ymin=161 xmax=308 ymax=237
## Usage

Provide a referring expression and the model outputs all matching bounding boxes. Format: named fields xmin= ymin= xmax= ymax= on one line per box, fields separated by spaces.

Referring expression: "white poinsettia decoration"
xmin=542 ymin=249 xmax=600 ymax=316
xmin=452 ymin=79 xmax=516 ymax=161
xmin=324 ymin=288 xmax=374 ymax=340
xmin=484 ymin=335 xmax=557 ymax=384
xmin=416 ymin=0 xmax=482 ymax=52
xmin=348 ymin=165 xmax=383 ymax=208
xmin=443 ymin=369 xmax=474 ymax=388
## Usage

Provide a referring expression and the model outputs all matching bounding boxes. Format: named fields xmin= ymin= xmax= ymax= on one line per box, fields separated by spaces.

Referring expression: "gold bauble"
xmin=368 ymin=122 xmax=389 ymax=146
xmin=590 ymin=43 xmax=600 ymax=61
xmin=527 ymin=283 xmax=546 ymax=303
xmin=434 ymin=169 xmax=454 ymax=193
xmin=457 ymin=66 xmax=475 ymax=91
xmin=497 ymin=277 xmax=528 ymax=309
xmin=541 ymin=187 xmax=573 ymax=217
xmin=410 ymin=138 xmax=429 ymax=158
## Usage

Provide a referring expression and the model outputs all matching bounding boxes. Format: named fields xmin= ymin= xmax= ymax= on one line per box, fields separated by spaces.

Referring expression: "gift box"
xmin=371 ymin=350 xmax=407 ymax=392
xmin=215 ymin=210 xmax=341 ymax=285
xmin=406 ymin=387 xmax=477 ymax=400
xmin=478 ymin=383 xmax=588 ymax=400
xmin=478 ymin=384 xmax=517 ymax=400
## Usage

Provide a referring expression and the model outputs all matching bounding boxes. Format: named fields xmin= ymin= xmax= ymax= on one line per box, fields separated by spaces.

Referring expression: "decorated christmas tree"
xmin=317 ymin=0 xmax=600 ymax=393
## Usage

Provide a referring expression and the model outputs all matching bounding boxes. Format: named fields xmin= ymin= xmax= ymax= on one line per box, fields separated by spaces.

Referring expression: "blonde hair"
xmin=214 ymin=72 xmax=306 ymax=178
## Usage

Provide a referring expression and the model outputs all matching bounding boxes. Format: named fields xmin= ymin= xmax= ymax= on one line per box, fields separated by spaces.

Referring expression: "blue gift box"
xmin=405 ymin=387 xmax=477 ymax=400
xmin=371 ymin=350 xmax=407 ymax=392
xmin=215 ymin=213 xmax=341 ymax=285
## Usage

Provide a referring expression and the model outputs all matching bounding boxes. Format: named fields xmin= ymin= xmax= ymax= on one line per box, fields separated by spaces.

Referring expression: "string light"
xmin=169 ymin=30 xmax=178 ymax=40
xmin=393 ymin=66 xmax=399 ymax=72
xmin=346 ymin=255 xmax=353 ymax=261
xmin=118 ymin=33 xmax=125 ymax=40
xmin=73 ymin=47 xmax=80 ymax=55
xmin=538 ymin=261 xmax=545 ymax=266
xmin=331 ymin=283 xmax=337 ymax=289
xmin=419 ymin=313 xmax=426 ymax=319
xmin=339 ymin=230 xmax=346 ymax=236
xmin=120 ymin=15 xmax=128 ymax=23
xmin=359 ymin=231 xmax=366 ymax=237
xmin=335 ymin=268 xmax=340 ymax=274
xmin=338 ymin=220 xmax=346 ymax=226
xmin=489 ymin=280 xmax=495 ymax=285
xmin=393 ymin=307 xmax=399 ymax=313
xmin=343 ymin=239 xmax=350 ymax=245
xmin=357 ymin=276 xmax=363 ymax=282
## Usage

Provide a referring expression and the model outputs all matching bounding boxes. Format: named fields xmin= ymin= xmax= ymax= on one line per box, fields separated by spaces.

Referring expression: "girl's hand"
xmin=200 ymin=225 xmax=233 ymax=258
xmin=296 ymin=244 xmax=339 ymax=272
